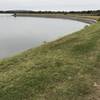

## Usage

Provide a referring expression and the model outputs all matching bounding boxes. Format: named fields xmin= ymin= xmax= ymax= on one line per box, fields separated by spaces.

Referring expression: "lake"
xmin=0 ymin=14 xmax=88 ymax=58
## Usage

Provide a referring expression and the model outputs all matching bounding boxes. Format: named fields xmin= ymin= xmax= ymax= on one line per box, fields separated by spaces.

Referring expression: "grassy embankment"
xmin=0 ymin=17 xmax=100 ymax=100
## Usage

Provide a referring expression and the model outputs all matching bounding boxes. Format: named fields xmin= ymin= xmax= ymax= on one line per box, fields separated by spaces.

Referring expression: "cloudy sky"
xmin=0 ymin=0 xmax=100 ymax=11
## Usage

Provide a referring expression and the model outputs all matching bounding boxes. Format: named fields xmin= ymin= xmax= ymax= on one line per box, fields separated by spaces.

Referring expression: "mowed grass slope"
xmin=0 ymin=22 xmax=100 ymax=100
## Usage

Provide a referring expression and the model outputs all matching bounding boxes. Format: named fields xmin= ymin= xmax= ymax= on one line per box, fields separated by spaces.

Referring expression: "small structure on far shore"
xmin=13 ymin=13 xmax=16 ymax=17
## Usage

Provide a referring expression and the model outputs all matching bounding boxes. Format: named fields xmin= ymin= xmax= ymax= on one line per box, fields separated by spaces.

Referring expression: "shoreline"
xmin=14 ymin=13 xmax=97 ymax=24
xmin=0 ymin=14 xmax=97 ymax=59
xmin=0 ymin=14 xmax=89 ymax=59
xmin=0 ymin=13 xmax=96 ymax=59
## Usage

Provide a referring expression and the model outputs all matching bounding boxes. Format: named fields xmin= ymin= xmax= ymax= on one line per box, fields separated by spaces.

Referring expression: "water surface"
xmin=0 ymin=14 xmax=88 ymax=58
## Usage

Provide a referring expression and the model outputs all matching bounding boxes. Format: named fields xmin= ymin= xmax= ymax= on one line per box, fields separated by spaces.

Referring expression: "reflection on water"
xmin=0 ymin=14 xmax=88 ymax=58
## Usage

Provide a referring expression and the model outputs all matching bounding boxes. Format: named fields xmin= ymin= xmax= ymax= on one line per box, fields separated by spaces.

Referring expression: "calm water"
xmin=0 ymin=14 xmax=88 ymax=58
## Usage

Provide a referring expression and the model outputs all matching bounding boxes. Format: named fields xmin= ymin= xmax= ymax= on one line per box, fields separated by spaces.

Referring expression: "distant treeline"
xmin=0 ymin=10 xmax=100 ymax=16
xmin=69 ymin=10 xmax=100 ymax=16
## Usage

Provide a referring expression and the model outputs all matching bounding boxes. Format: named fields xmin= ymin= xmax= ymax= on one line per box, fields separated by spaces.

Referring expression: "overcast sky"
xmin=0 ymin=0 xmax=100 ymax=11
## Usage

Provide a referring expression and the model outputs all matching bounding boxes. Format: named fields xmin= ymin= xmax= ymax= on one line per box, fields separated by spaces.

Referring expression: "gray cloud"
xmin=0 ymin=0 xmax=100 ymax=11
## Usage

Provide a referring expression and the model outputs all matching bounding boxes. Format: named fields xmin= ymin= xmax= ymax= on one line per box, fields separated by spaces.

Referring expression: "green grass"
xmin=0 ymin=22 xmax=100 ymax=100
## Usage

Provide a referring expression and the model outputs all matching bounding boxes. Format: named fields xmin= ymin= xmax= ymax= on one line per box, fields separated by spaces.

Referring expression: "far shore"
xmin=14 ymin=13 xmax=97 ymax=24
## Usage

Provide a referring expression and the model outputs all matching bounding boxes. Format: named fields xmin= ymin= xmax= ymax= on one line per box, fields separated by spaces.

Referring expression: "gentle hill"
xmin=0 ymin=22 xmax=100 ymax=100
